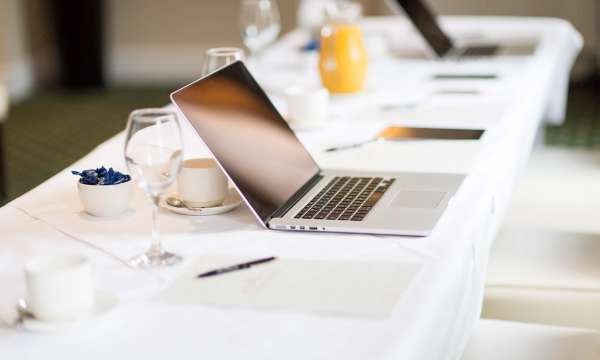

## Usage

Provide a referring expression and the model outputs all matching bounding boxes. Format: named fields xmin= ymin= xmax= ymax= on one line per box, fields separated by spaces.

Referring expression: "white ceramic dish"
xmin=25 ymin=254 xmax=94 ymax=322
xmin=77 ymin=180 xmax=133 ymax=217
xmin=160 ymin=188 xmax=243 ymax=216
xmin=22 ymin=290 xmax=118 ymax=333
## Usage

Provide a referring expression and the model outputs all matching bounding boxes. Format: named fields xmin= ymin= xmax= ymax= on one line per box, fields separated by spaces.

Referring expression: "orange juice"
xmin=319 ymin=24 xmax=368 ymax=94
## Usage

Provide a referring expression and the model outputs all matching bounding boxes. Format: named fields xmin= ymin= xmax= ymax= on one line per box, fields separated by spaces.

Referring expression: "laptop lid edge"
xmin=169 ymin=61 xmax=322 ymax=228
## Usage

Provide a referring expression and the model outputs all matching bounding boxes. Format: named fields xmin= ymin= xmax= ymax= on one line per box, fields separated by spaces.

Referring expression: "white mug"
xmin=25 ymin=254 xmax=95 ymax=322
xmin=285 ymin=86 xmax=329 ymax=125
xmin=177 ymin=158 xmax=228 ymax=207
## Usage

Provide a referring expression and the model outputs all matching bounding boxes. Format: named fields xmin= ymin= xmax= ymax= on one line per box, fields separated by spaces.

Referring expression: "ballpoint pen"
xmin=197 ymin=256 xmax=277 ymax=278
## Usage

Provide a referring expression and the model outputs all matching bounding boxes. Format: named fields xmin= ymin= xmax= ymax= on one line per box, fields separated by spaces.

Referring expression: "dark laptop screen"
xmin=171 ymin=62 xmax=320 ymax=224
xmin=392 ymin=0 xmax=454 ymax=57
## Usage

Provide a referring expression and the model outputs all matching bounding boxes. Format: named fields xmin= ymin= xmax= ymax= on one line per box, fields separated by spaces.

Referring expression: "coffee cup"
xmin=177 ymin=158 xmax=228 ymax=207
xmin=285 ymin=86 xmax=329 ymax=125
xmin=25 ymin=254 xmax=95 ymax=322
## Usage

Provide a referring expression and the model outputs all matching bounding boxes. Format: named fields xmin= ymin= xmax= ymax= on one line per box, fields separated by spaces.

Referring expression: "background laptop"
xmin=171 ymin=61 xmax=464 ymax=236
xmin=387 ymin=0 xmax=537 ymax=59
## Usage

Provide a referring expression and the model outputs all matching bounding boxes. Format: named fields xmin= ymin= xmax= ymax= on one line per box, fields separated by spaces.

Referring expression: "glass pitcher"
xmin=319 ymin=22 xmax=368 ymax=94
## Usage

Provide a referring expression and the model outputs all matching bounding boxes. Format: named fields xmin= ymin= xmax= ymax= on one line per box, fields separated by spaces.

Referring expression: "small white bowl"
xmin=77 ymin=181 xmax=133 ymax=217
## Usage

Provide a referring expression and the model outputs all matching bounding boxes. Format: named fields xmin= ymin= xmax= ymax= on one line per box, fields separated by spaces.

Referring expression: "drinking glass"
xmin=239 ymin=0 xmax=281 ymax=58
xmin=202 ymin=47 xmax=245 ymax=76
xmin=124 ymin=109 xmax=184 ymax=268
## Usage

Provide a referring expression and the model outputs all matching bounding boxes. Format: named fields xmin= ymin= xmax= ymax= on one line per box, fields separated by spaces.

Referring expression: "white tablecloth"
xmin=0 ymin=16 xmax=581 ymax=360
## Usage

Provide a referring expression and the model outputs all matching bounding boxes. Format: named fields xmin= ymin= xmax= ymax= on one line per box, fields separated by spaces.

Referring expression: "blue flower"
xmin=72 ymin=167 xmax=131 ymax=185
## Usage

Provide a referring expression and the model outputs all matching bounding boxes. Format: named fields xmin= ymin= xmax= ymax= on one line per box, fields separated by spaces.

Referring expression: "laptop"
xmin=170 ymin=61 xmax=465 ymax=236
xmin=387 ymin=0 xmax=537 ymax=59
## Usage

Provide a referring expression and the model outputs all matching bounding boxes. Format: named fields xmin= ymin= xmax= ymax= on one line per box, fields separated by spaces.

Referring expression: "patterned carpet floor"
xmin=546 ymin=81 xmax=600 ymax=147
xmin=1 ymin=81 xmax=598 ymax=205
xmin=1 ymin=87 xmax=173 ymax=204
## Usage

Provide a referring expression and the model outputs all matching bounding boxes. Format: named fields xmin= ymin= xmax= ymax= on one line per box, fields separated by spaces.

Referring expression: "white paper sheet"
xmin=156 ymin=255 xmax=421 ymax=316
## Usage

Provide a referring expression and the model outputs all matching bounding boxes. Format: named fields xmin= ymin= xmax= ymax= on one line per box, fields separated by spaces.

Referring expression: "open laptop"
xmin=170 ymin=62 xmax=465 ymax=236
xmin=387 ymin=0 xmax=537 ymax=59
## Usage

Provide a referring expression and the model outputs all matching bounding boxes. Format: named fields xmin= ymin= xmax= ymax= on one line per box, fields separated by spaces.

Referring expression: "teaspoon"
xmin=166 ymin=197 xmax=203 ymax=211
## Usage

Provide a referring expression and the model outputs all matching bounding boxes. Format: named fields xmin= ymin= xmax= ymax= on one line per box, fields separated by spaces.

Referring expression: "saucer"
xmin=160 ymin=188 xmax=243 ymax=216
xmin=23 ymin=290 xmax=119 ymax=333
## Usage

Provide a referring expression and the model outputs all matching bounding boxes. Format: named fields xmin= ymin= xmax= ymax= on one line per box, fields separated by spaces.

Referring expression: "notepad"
xmin=156 ymin=255 xmax=421 ymax=316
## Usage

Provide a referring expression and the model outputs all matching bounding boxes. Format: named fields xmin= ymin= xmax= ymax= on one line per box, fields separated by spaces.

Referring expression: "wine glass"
xmin=202 ymin=47 xmax=245 ymax=76
xmin=124 ymin=109 xmax=184 ymax=268
xmin=239 ymin=0 xmax=281 ymax=58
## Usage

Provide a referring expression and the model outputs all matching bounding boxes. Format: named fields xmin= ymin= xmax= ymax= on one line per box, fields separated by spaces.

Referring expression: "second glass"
xmin=201 ymin=47 xmax=245 ymax=76
xmin=239 ymin=0 xmax=281 ymax=58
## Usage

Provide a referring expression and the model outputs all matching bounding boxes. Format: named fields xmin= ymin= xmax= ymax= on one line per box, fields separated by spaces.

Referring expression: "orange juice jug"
xmin=319 ymin=24 xmax=368 ymax=94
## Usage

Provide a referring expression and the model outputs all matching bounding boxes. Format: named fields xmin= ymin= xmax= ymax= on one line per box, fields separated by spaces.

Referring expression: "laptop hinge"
xmin=268 ymin=172 xmax=324 ymax=222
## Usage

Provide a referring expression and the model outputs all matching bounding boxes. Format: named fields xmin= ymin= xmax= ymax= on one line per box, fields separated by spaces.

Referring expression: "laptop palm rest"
xmin=391 ymin=190 xmax=446 ymax=209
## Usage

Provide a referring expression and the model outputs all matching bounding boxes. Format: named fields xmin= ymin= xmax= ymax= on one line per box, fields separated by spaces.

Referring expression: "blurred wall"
xmin=103 ymin=0 xmax=600 ymax=84
xmin=0 ymin=0 xmax=35 ymax=100
xmin=106 ymin=0 xmax=377 ymax=85
xmin=1 ymin=0 xmax=597 ymax=97
xmin=106 ymin=0 xmax=299 ymax=84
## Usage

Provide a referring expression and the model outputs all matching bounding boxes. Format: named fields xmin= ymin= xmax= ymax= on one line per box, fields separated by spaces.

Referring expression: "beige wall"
xmin=1 ymin=0 xmax=596 ymax=92
xmin=108 ymin=0 xmax=597 ymax=84
xmin=107 ymin=0 xmax=302 ymax=84
xmin=106 ymin=0 xmax=380 ymax=84
xmin=0 ymin=0 xmax=35 ymax=100
xmin=0 ymin=0 xmax=26 ymax=64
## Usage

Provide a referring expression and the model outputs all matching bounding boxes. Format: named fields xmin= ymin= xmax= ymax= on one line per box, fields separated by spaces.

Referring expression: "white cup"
xmin=177 ymin=158 xmax=228 ymax=207
xmin=285 ymin=86 xmax=329 ymax=125
xmin=25 ymin=255 xmax=95 ymax=322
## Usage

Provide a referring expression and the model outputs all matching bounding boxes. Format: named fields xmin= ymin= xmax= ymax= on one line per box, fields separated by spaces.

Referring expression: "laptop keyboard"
xmin=294 ymin=176 xmax=396 ymax=222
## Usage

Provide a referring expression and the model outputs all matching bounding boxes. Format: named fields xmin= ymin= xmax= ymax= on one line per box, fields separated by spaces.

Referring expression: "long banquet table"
xmin=0 ymin=16 xmax=582 ymax=360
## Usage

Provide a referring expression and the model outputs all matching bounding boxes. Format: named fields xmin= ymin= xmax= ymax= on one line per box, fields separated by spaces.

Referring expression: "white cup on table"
xmin=25 ymin=254 xmax=95 ymax=322
xmin=177 ymin=158 xmax=228 ymax=208
xmin=285 ymin=86 xmax=329 ymax=126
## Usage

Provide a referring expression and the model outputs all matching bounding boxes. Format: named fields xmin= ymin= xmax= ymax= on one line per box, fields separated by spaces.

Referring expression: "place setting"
xmin=7 ymin=254 xmax=119 ymax=333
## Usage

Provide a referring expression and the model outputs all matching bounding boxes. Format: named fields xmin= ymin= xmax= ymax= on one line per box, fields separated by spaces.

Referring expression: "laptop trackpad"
xmin=391 ymin=190 xmax=446 ymax=209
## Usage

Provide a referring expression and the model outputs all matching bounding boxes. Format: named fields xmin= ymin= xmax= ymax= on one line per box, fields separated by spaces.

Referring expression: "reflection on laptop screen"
xmin=171 ymin=62 xmax=320 ymax=223
xmin=393 ymin=0 xmax=454 ymax=57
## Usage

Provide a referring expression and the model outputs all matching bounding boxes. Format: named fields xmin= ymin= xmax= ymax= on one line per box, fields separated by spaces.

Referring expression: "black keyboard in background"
xmin=294 ymin=176 xmax=396 ymax=222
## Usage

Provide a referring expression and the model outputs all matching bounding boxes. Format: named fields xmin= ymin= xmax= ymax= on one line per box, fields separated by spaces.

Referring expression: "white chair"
xmin=462 ymin=319 xmax=600 ymax=360
xmin=483 ymin=229 xmax=600 ymax=330
xmin=482 ymin=147 xmax=600 ymax=330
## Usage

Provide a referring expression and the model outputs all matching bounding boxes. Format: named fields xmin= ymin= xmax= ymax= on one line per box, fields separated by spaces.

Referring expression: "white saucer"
xmin=160 ymin=188 xmax=243 ymax=216
xmin=23 ymin=290 xmax=118 ymax=333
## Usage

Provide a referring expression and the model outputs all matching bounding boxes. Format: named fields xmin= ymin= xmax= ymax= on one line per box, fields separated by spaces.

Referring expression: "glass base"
xmin=129 ymin=250 xmax=183 ymax=269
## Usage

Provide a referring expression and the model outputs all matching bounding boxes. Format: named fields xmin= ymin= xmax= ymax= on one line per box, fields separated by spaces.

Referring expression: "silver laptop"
xmin=170 ymin=62 xmax=464 ymax=236
xmin=387 ymin=0 xmax=538 ymax=59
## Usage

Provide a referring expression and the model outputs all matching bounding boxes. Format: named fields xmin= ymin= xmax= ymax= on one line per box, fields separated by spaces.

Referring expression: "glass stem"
xmin=149 ymin=195 xmax=162 ymax=256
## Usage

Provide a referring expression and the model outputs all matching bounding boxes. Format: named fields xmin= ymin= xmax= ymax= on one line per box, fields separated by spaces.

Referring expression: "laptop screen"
xmin=391 ymin=0 xmax=454 ymax=57
xmin=171 ymin=62 xmax=320 ymax=224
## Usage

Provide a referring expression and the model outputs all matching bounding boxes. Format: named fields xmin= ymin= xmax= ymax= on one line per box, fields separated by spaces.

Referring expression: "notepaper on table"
xmin=155 ymin=255 xmax=421 ymax=316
